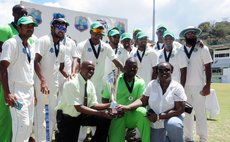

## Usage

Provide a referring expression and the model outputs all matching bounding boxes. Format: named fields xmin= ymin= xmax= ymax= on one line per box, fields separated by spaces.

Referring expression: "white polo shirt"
xmin=56 ymin=74 xmax=98 ymax=117
xmin=153 ymin=41 xmax=182 ymax=51
xmin=130 ymin=47 xmax=158 ymax=85
xmin=35 ymin=34 xmax=65 ymax=86
xmin=184 ymin=45 xmax=213 ymax=86
xmin=144 ymin=80 xmax=187 ymax=128
xmin=1 ymin=35 xmax=35 ymax=86
xmin=144 ymin=80 xmax=187 ymax=114
xmin=158 ymin=46 xmax=188 ymax=83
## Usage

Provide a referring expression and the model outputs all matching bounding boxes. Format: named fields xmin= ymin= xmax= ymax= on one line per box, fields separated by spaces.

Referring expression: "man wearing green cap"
xmin=153 ymin=25 xmax=182 ymax=51
xmin=76 ymin=21 xmax=124 ymax=103
xmin=180 ymin=26 xmax=212 ymax=142
xmin=130 ymin=31 xmax=158 ymax=85
xmin=34 ymin=17 xmax=69 ymax=142
xmin=104 ymin=28 xmax=129 ymax=77
xmin=132 ymin=28 xmax=142 ymax=47
xmin=121 ymin=32 xmax=133 ymax=53
xmin=0 ymin=16 xmax=37 ymax=142
xmin=0 ymin=4 xmax=28 ymax=142
xmin=158 ymin=30 xmax=187 ymax=86
xmin=154 ymin=25 xmax=167 ymax=50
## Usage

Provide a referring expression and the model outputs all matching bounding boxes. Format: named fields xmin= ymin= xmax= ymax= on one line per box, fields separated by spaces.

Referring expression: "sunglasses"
xmin=158 ymin=68 xmax=171 ymax=73
xmin=55 ymin=25 xmax=67 ymax=31
xmin=92 ymin=28 xmax=104 ymax=34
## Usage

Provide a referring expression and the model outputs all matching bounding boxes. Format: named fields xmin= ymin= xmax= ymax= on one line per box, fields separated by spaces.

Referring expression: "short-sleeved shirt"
xmin=153 ymin=41 xmax=182 ymax=51
xmin=104 ymin=44 xmax=129 ymax=77
xmin=76 ymin=39 xmax=117 ymax=81
xmin=158 ymin=46 xmax=188 ymax=83
xmin=144 ymin=80 xmax=187 ymax=114
xmin=0 ymin=23 xmax=18 ymax=42
xmin=35 ymin=34 xmax=65 ymax=86
xmin=130 ymin=47 xmax=158 ymax=85
xmin=184 ymin=45 xmax=213 ymax=86
xmin=102 ymin=73 xmax=145 ymax=105
xmin=0 ymin=35 xmax=35 ymax=86
xmin=56 ymin=74 xmax=98 ymax=117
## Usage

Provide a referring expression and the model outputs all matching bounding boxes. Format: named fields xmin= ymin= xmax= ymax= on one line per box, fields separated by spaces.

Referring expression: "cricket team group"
xmin=0 ymin=4 xmax=212 ymax=142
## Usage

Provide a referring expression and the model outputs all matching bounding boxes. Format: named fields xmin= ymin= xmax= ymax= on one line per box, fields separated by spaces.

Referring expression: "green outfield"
xmin=194 ymin=83 xmax=230 ymax=142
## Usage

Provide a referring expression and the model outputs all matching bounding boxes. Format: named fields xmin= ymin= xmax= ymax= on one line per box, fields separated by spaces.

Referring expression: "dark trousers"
xmin=56 ymin=110 xmax=111 ymax=142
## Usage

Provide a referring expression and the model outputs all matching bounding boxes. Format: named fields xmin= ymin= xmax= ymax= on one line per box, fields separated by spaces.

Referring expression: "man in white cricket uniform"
xmin=58 ymin=35 xmax=78 ymax=100
xmin=104 ymin=28 xmax=129 ymax=78
xmin=34 ymin=18 xmax=69 ymax=142
xmin=76 ymin=22 xmax=123 ymax=141
xmin=158 ymin=30 xmax=187 ymax=86
xmin=179 ymin=26 xmax=212 ymax=142
xmin=76 ymin=22 xmax=123 ymax=103
xmin=0 ymin=16 xmax=37 ymax=142
xmin=130 ymin=31 xmax=158 ymax=85
xmin=120 ymin=32 xmax=134 ymax=54
xmin=153 ymin=25 xmax=182 ymax=52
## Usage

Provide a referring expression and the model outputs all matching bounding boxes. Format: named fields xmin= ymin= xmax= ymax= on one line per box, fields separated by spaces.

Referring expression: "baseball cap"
xmin=120 ymin=33 xmax=132 ymax=40
xmin=157 ymin=24 xmax=167 ymax=30
xmin=163 ymin=30 xmax=175 ymax=38
xmin=90 ymin=21 xmax=104 ymax=30
xmin=108 ymin=29 xmax=120 ymax=37
xmin=17 ymin=16 xmax=38 ymax=27
xmin=136 ymin=31 xmax=147 ymax=39
xmin=51 ymin=18 xmax=69 ymax=26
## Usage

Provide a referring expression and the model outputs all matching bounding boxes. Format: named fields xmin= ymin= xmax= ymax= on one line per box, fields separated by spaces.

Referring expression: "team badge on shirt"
xmin=49 ymin=48 xmax=54 ymax=53
xmin=159 ymin=54 xmax=163 ymax=59
xmin=88 ymin=48 xmax=92 ymax=52
xmin=22 ymin=48 xmax=27 ymax=54
xmin=194 ymin=48 xmax=198 ymax=52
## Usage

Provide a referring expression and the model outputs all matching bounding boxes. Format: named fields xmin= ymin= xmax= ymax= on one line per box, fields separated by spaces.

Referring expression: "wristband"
xmin=157 ymin=114 xmax=160 ymax=121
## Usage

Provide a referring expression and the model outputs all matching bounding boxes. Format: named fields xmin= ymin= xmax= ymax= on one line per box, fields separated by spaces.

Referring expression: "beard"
xmin=185 ymin=37 xmax=197 ymax=47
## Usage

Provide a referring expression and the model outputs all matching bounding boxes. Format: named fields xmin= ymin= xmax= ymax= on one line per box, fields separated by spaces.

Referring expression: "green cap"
xmin=157 ymin=24 xmax=167 ymax=30
xmin=90 ymin=21 xmax=104 ymax=30
xmin=108 ymin=29 xmax=120 ymax=37
xmin=163 ymin=30 xmax=175 ymax=38
xmin=17 ymin=16 xmax=38 ymax=27
xmin=136 ymin=31 xmax=147 ymax=39
xmin=120 ymin=32 xmax=131 ymax=40
xmin=51 ymin=18 xmax=69 ymax=26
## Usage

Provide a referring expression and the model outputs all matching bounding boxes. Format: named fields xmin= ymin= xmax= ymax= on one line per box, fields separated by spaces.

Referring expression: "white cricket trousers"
xmin=34 ymin=84 xmax=58 ymax=142
xmin=184 ymin=85 xmax=207 ymax=141
xmin=9 ymin=83 xmax=34 ymax=142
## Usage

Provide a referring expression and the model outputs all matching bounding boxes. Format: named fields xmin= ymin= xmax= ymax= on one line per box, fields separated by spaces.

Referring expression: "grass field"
xmin=193 ymin=83 xmax=230 ymax=142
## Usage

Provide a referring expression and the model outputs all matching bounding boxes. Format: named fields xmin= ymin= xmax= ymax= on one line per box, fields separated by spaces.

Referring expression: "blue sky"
xmin=1 ymin=0 xmax=230 ymax=41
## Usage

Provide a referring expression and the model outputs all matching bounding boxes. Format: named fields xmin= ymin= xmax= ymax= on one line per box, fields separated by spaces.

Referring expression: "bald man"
xmin=56 ymin=61 xmax=113 ymax=142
